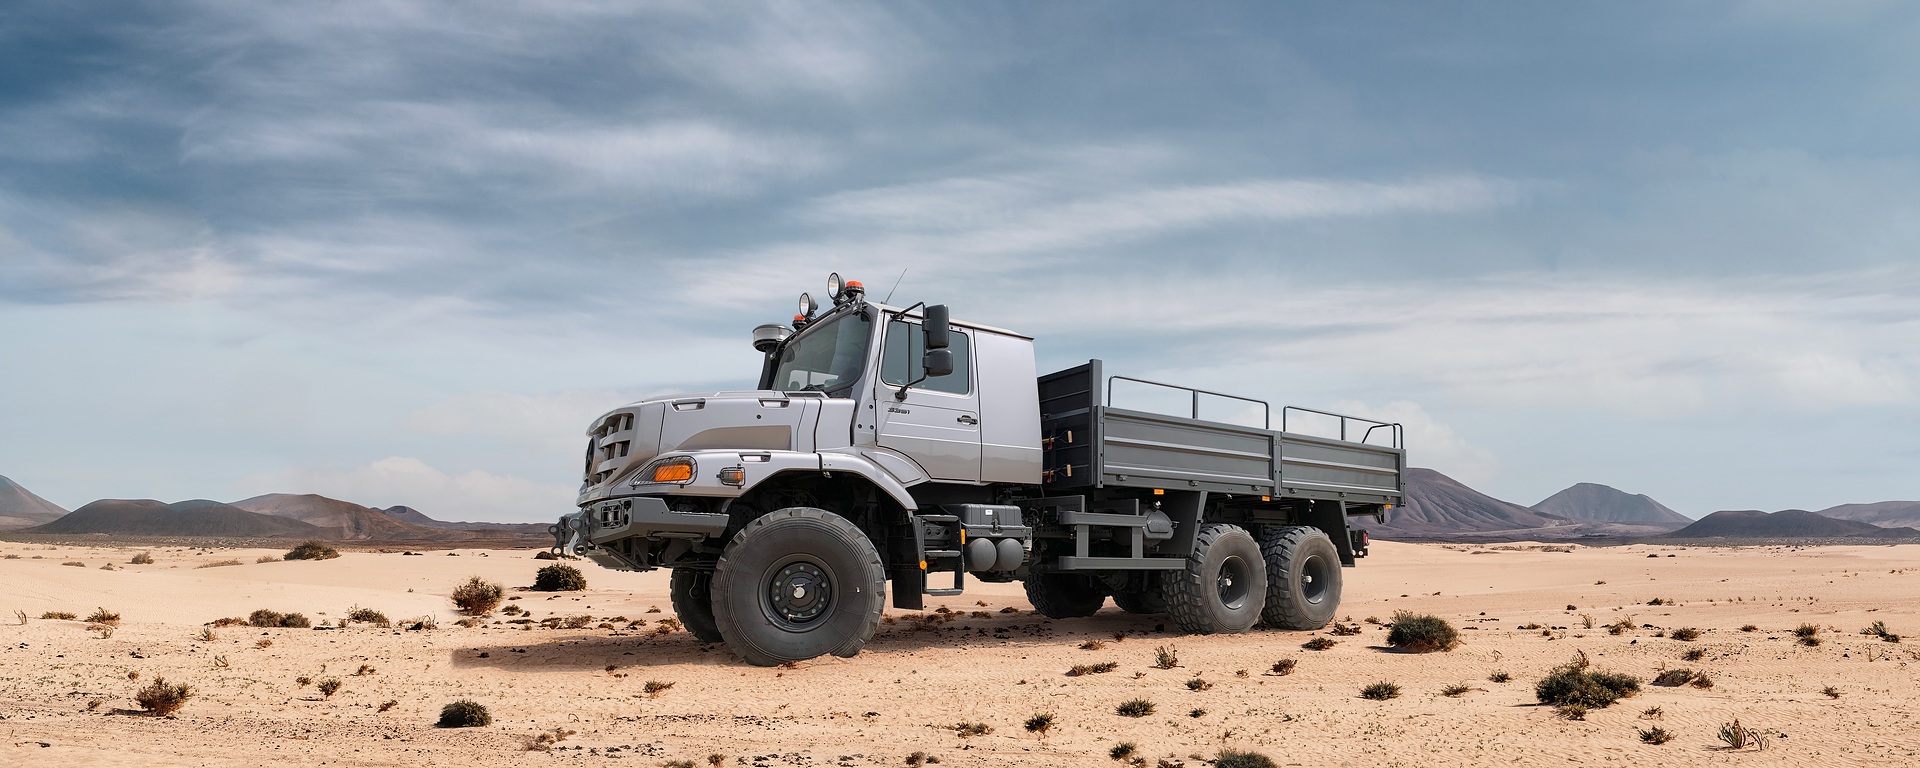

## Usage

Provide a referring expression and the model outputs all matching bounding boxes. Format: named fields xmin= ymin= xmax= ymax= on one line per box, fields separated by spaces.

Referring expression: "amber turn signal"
xmin=651 ymin=463 xmax=694 ymax=483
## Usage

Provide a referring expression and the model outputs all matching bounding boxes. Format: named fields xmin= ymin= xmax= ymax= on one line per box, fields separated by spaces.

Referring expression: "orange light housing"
xmin=846 ymin=280 xmax=862 ymax=288
xmin=651 ymin=462 xmax=694 ymax=483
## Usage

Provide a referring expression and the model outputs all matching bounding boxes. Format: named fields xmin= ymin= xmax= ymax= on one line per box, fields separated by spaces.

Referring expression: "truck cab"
xmin=553 ymin=273 xmax=1404 ymax=666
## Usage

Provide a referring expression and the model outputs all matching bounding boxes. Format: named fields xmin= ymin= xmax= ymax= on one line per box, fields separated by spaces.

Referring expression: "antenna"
xmin=882 ymin=268 xmax=908 ymax=303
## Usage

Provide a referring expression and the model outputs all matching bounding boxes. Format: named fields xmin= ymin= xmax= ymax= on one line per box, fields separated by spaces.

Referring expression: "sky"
xmin=2 ymin=1 xmax=1917 ymax=522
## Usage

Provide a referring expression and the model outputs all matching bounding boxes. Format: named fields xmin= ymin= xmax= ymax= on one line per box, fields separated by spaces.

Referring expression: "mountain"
xmin=26 ymin=499 xmax=324 ymax=537
xmin=1531 ymin=483 xmax=1691 ymax=526
xmin=1668 ymin=509 xmax=1920 ymax=539
xmin=0 ymin=474 xmax=69 ymax=530
xmin=379 ymin=506 xmax=550 ymax=534
xmin=230 ymin=493 xmax=452 ymax=540
xmin=1815 ymin=501 xmax=1920 ymax=530
xmin=1374 ymin=468 xmax=1575 ymax=536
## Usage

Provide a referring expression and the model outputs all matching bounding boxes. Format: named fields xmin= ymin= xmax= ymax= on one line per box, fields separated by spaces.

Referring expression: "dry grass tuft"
xmin=130 ymin=552 xmax=154 ymax=565
xmin=1114 ymin=698 xmax=1155 ymax=717
xmin=284 ymin=541 xmax=340 ymax=561
xmin=1068 ymin=662 xmax=1119 ymax=677
xmin=1359 ymin=681 xmax=1401 ymax=700
xmin=135 ymin=677 xmax=192 ymax=717
xmin=1269 ymin=659 xmax=1297 ymax=676
xmin=1153 ymin=646 xmax=1179 ymax=669
xmin=452 ymin=576 xmax=504 ymax=616
xmin=1302 ymin=637 xmax=1337 ymax=651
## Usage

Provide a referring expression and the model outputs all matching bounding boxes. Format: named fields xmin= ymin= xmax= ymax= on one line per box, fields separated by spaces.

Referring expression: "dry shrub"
xmin=1669 ymin=627 xmax=1701 ymax=641
xmin=532 ymin=563 xmax=587 ymax=592
xmin=1269 ymin=659 xmax=1297 ymax=676
xmin=135 ymin=677 xmax=192 ymax=716
xmin=1215 ymin=749 xmax=1278 ymax=768
xmin=130 ymin=552 xmax=154 ymax=565
xmin=1359 ymin=681 xmax=1400 ymax=700
xmin=1717 ymin=719 xmax=1767 ymax=750
xmin=1153 ymin=646 xmax=1179 ymax=669
xmin=1441 ymin=683 xmax=1472 ymax=697
xmin=284 ymin=541 xmax=340 ymax=561
xmin=1185 ymin=677 xmax=1211 ymax=691
xmin=85 ymin=608 xmax=120 ymax=625
xmin=1386 ymin=611 xmax=1459 ymax=653
xmin=1079 ymin=639 xmax=1106 ymax=650
xmin=1067 ymin=662 xmax=1119 ymax=677
xmin=643 ymin=680 xmax=675 ymax=697
xmin=451 ymin=576 xmax=504 ymax=615
xmin=1114 ymin=698 xmax=1155 ymax=717
xmin=316 ymin=678 xmax=342 ymax=697
xmin=1794 ymin=623 xmax=1822 ymax=646
xmin=1489 ymin=670 xmax=1512 ymax=683
xmin=1329 ymin=622 xmax=1361 ymax=636
xmin=345 ymin=606 xmax=390 ymax=627
xmin=196 ymin=560 xmax=244 ymax=568
xmin=62 ymin=561 xmax=85 ymax=567
xmin=1652 ymin=668 xmax=1696 ymax=687
xmin=1024 ymin=712 xmax=1054 ymax=734
xmin=1301 ymin=637 xmax=1337 ymax=651
xmin=256 ymin=555 xmax=279 ymax=563
xmin=438 ymin=699 xmax=492 ymax=728
xmin=40 ymin=611 xmax=77 ymax=620
xmin=1536 ymin=662 xmax=1640 ymax=709
xmin=951 ymin=721 xmax=991 ymax=737
xmin=1109 ymin=742 xmax=1136 ymax=760
xmin=1639 ymin=726 xmax=1673 ymax=744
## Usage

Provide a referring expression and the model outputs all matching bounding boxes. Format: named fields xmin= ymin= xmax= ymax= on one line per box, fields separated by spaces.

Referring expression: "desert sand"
xmin=4 ymin=540 xmax=1918 ymax=767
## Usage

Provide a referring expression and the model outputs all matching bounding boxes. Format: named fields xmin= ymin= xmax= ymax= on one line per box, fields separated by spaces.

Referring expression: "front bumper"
xmin=549 ymin=496 xmax=730 ymax=557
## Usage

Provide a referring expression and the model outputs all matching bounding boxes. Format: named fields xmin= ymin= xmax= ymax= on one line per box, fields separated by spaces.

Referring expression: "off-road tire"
xmin=1161 ymin=523 xmax=1267 ymax=634
xmin=669 ymin=568 xmax=724 ymax=643
xmin=1023 ymin=573 xmax=1106 ymax=618
xmin=711 ymin=507 xmax=885 ymax=666
xmin=1258 ymin=525 xmax=1342 ymax=630
xmin=1110 ymin=586 xmax=1168 ymax=615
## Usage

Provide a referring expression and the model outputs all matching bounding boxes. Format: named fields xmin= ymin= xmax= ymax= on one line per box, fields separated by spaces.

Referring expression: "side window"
xmin=881 ymin=320 xmax=971 ymax=395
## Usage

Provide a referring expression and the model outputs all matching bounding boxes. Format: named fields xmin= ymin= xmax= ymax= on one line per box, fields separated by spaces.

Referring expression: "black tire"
xmin=1161 ymin=523 xmax=1266 ymax=634
xmin=1110 ymin=586 xmax=1167 ymax=615
xmin=1023 ymin=573 xmax=1106 ymax=618
xmin=1259 ymin=525 xmax=1342 ymax=630
xmin=669 ymin=568 xmax=724 ymax=643
xmin=711 ymin=507 xmax=885 ymax=666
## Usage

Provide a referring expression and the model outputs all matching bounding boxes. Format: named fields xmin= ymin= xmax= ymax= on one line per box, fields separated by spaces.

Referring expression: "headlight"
xmin=632 ymin=456 xmax=697 ymax=486
xmin=827 ymin=272 xmax=844 ymax=301
xmin=797 ymin=292 xmax=815 ymax=317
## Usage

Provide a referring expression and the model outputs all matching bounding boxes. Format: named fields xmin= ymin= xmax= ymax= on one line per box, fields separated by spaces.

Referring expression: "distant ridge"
xmin=379 ymin=506 xmax=549 ymax=535
xmin=1816 ymin=501 xmax=1920 ymax=530
xmin=1668 ymin=509 xmax=1920 ymax=539
xmin=1376 ymin=468 xmax=1573 ymax=535
xmin=1531 ymin=483 xmax=1691 ymax=526
xmin=230 ymin=494 xmax=454 ymax=541
xmin=27 ymin=499 xmax=324 ymax=537
xmin=0 ymin=474 xmax=69 ymax=530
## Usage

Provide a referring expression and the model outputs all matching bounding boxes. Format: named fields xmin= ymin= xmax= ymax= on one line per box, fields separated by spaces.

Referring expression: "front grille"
xmin=587 ymin=412 xmax=636 ymax=487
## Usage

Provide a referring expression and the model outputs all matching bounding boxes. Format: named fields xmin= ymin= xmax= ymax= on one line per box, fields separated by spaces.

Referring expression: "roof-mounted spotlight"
xmin=843 ymin=279 xmax=864 ymax=302
xmin=827 ymin=272 xmax=845 ymax=303
xmin=798 ymin=292 xmax=816 ymax=318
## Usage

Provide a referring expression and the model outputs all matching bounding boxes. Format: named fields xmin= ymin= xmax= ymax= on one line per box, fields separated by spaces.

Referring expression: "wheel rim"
xmin=1216 ymin=555 xmax=1252 ymax=610
xmin=762 ymin=556 xmax=835 ymax=631
xmin=1299 ymin=553 xmax=1332 ymax=605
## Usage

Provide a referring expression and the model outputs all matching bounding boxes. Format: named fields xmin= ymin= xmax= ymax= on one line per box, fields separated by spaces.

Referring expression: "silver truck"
xmin=552 ymin=273 xmax=1404 ymax=665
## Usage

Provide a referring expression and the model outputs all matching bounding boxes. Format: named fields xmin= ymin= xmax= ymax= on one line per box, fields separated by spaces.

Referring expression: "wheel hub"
xmin=1216 ymin=555 xmax=1251 ymax=610
xmin=767 ymin=561 xmax=833 ymax=626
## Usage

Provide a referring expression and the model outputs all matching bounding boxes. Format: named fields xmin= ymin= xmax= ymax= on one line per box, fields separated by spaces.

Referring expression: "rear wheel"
xmin=1161 ymin=523 xmax=1266 ymax=634
xmin=669 ymin=568 xmax=724 ymax=643
xmin=1023 ymin=573 xmax=1106 ymax=618
xmin=1110 ymin=576 xmax=1168 ymax=614
xmin=1258 ymin=525 xmax=1342 ymax=630
xmin=711 ymin=507 xmax=885 ymax=666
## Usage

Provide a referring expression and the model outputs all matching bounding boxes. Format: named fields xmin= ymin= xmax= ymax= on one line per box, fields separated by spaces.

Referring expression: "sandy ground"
xmin=3 ymin=540 xmax=1919 ymax=767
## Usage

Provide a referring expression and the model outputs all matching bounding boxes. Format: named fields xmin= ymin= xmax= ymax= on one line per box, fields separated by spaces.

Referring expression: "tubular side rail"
xmin=1106 ymin=375 xmax=1271 ymax=429
xmin=1281 ymin=405 xmax=1403 ymax=448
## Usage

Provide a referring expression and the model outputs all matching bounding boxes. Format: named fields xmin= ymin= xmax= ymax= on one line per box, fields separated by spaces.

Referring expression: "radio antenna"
xmin=882 ymin=268 xmax=908 ymax=303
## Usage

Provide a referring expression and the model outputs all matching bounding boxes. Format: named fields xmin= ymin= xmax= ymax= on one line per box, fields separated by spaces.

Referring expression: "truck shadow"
xmin=449 ymin=609 xmax=1194 ymax=670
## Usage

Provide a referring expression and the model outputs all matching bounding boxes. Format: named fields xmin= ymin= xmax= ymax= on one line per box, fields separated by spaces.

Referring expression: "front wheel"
xmin=1161 ymin=523 xmax=1266 ymax=634
xmin=711 ymin=507 xmax=885 ymax=666
xmin=669 ymin=568 xmax=724 ymax=643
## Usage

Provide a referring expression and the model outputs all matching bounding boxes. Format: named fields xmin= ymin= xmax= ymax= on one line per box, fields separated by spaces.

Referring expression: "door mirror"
xmin=922 ymin=347 xmax=954 ymax=378
xmin=923 ymin=305 xmax=950 ymax=350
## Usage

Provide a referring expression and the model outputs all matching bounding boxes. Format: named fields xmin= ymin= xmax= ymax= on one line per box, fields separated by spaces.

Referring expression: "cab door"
xmin=873 ymin=318 xmax=981 ymax=482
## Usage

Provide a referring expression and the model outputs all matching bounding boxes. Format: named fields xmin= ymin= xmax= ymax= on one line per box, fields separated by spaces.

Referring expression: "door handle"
xmin=956 ymin=415 xmax=978 ymax=425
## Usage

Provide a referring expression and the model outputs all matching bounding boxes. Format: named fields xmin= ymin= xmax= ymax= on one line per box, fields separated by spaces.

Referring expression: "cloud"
xmin=1329 ymin=400 xmax=1501 ymax=488
xmin=401 ymin=389 xmax=638 ymax=452
xmin=234 ymin=457 xmax=574 ymax=523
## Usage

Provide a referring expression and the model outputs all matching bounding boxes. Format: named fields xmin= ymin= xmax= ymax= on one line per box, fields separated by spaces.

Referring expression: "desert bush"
xmin=197 ymin=560 xmax=244 ymax=568
xmin=354 ymin=664 xmax=376 ymax=676
xmin=1386 ymin=611 xmax=1459 ymax=653
xmin=1301 ymin=637 xmax=1337 ymax=651
xmin=85 ymin=608 xmax=120 ymax=625
xmin=1024 ymin=712 xmax=1054 ymax=734
xmin=316 ymin=678 xmax=342 ymax=697
xmin=1683 ymin=648 xmax=1705 ymax=661
xmin=1795 ymin=623 xmax=1822 ymax=646
xmin=1359 ymin=681 xmax=1401 ymax=700
xmin=1441 ymin=683 xmax=1471 ymax=697
xmin=1079 ymin=639 xmax=1106 ymax=650
xmin=62 ymin=561 xmax=85 ymax=567
xmin=533 ymin=563 xmax=587 ymax=592
xmin=643 ymin=680 xmax=675 ymax=697
xmin=951 ymin=721 xmax=991 ymax=737
xmin=1153 ymin=645 xmax=1179 ymax=669
xmin=255 ymin=555 xmax=278 ymax=563
xmin=1214 ymin=749 xmax=1278 ymax=768
xmin=1536 ymin=665 xmax=1641 ymax=709
xmin=40 ymin=611 xmax=77 ymax=620
xmin=1862 ymin=620 xmax=1901 ymax=643
xmin=1717 ymin=719 xmax=1766 ymax=750
xmin=256 ymin=638 xmax=273 ymax=648
xmin=345 ymin=606 xmax=390 ymax=627
xmin=1822 ymin=685 xmax=1841 ymax=698
xmin=130 ymin=552 xmax=154 ymax=565
xmin=1652 ymin=668 xmax=1696 ymax=687
xmin=379 ymin=700 xmax=398 ymax=712
xmin=1689 ymin=672 xmax=1713 ymax=689
xmin=279 ymin=612 xmax=311 ymax=628
xmin=135 ymin=676 xmax=193 ymax=716
xmin=1329 ymin=622 xmax=1361 ymax=636
xmin=1067 ymin=662 xmax=1119 ymax=676
xmin=208 ymin=616 xmax=246 ymax=627
xmin=284 ymin=541 xmax=340 ymax=561
xmin=1185 ymin=677 xmax=1211 ymax=691
xmin=1114 ymin=698 xmax=1155 ymax=717
xmin=1109 ymin=742 xmax=1136 ymax=760
xmin=1269 ymin=659 xmax=1297 ymax=676
xmin=1740 ymin=623 xmax=1759 ymax=632
xmin=1489 ymin=670 xmax=1512 ymax=683
xmin=534 ymin=550 xmax=559 ymax=560
xmin=1606 ymin=616 xmax=1635 ymax=635
xmin=451 ymin=576 xmax=504 ymax=615
xmin=1669 ymin=627 xmax=1701 ymax=641
xmin=438 ymin=699 xmax=492 ymax=728
xmin=1556 ymin=703 xmax=1588 ymax=720
xmin=247 ymin=609 xmax=282 ymax=627
xmin=1639 ymin=726 xmax=1673 ymax=744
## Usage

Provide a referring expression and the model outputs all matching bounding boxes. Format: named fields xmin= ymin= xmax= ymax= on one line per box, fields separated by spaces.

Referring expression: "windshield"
xmin=769 ymin=310 xmax=872 ymax=394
